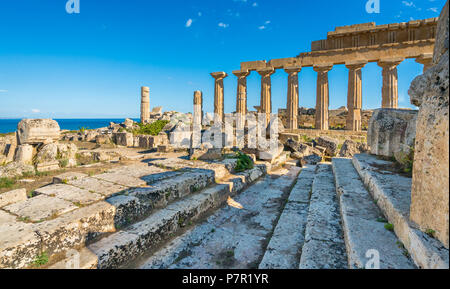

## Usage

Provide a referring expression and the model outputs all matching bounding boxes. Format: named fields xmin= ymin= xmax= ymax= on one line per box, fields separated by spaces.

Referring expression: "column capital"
xmin=345 ymin=60 xmax=368 ymax=70
xmin=257 ymin=67 xmax=275 ymax=77
xmin=141 ymin=86 xmax=150 ymax=93
xmin=232 ymin=69 xmax=250 ymax=78
xmin=415 ymin=53 xmax=433 ymax=65
xmin=313 ymin=64 xmax=333 ymax=73
xmin=211 ymin=71 xmax=228 ymax=80
xmin=377 ymin=58 xmax=404 ymax=69
xmin=284 ymin=66 xmax=302 ymax=74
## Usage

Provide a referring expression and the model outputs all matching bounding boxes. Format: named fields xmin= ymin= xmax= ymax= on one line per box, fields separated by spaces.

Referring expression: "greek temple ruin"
xmin=204 ymin=18 xmax=438 ymax=131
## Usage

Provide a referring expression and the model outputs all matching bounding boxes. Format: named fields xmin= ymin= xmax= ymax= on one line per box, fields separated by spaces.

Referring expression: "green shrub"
xmin=0 ymin=177 xmax=15 ymax=189
xmin=59 ymin=159 xmax=69 ymax=168
xmin=234 ymin=152 xmax=254 ymax=173
xmin=133 ymin=120 xmax=170 ymax=136
xmin=30 ymin=252 xmax=49 ymax=267
xmin=384 ymin=223 xmax=394 ymax=232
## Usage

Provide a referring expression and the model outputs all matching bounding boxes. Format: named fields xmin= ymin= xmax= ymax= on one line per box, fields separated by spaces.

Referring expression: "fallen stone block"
xmin=35 ymin=184 xmax=104 ymax=205
xmin=0 ymin=188 xmax=27 ymax=208
xmin=17 ymin=119 xmax=60 ymax=145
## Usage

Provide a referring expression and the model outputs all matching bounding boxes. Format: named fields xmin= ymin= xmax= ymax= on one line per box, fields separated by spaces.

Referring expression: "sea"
xmin=0 ymin=119 xmax=140 ymax=134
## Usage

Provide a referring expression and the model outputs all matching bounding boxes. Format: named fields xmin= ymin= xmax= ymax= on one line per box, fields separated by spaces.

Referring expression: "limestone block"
xmin=300 ymin=154 xmax=322 ymax=166
xmin=57 ymin=143 xmax=78 ymax=160
xmin=14 ymin=144 xmax=34 ymax=164
xmin=408 ymin=1 xmax=449 ymax=249
xmin=69 ymin=177 xmax=127 ymax=197
xmin=123 ymin=118 xmax=135 ymax=129
xmin=317 ymin=136 xmax=339 ymax=156
xmin=17 ymin=119 xmax=60 ymax=145
xmin=36 ymin=161 xmax=60 ymax=173
xmin=0 ymin=188 xmax=27 ymax=208
xmin=35 ymin=184 xmax=104 ymax=205
xmin=95 ymin=134 xmax=111 ymax=145
xmin=35 ymin=143 xmax=58 ymax=164
xmin=53 ymin=172 xmax=87 ymax=184
xmin=114 ymin=132 xmax=134 ymax=147
xmin=5 ymin=143 xmax=17 ymax=163
xmin=4 ymin=195 xmax=78 ymax=222
xmin=338 ymin=140 xmax=368 ymax=158
xmin=0 ymin=161 xmax=34 ymax=178
xmin=367 ymin=109 xmax=418 ymax=157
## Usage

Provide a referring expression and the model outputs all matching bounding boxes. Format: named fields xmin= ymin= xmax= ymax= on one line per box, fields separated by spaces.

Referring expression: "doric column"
xmin=140 ymin=86 xmax=150 ymax=123
xmin=345 ymin=61 xmax=367 ymax=131
xmin=415 ymin=53 xmax=433 ymax=73
xmin=313 ymin=64 xmax=333 ymax=131
xmin=257 ymin=67 xmax=275 ymax=125
xmin=233 ymin=70 xmax=250 ymax=129
xmin=378 ymin=58 xmax=403 ymax=108
xmin=193 ymin=90 xmax=203 ymax=126
xmin=211 ymin=72 xmax=228 ymax=123
xmin=284 ymin=66 xmax=302 ymax=130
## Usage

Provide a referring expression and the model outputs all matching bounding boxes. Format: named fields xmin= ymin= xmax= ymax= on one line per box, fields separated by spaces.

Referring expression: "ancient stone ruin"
xmin=0 ymin=2 xmax=448 ymax=270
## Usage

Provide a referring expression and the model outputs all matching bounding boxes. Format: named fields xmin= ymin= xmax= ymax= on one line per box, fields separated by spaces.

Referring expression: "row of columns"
xmin=208 ymin=56 xmax=431 ymax=131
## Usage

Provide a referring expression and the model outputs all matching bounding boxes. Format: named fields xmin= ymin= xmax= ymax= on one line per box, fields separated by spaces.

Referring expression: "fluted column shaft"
xmin=285 ymin=67 xmax=302 ymax=130
xmin=258 ymin=68 xmax=275 ymax=125
xmin=314 ymin=65 xmax=333 ymax=131
xmin=378 ymin=58 xmax=403 ymax=108
xmin=140 ymin=86 xmax=150 ymax=123
xmin=211 ymin=72 xmax=228 ymax=123
xmin=233 ymin=70 xmax=250 ymax=129
xmin=345 ymin=61 xmax=366 ymax=131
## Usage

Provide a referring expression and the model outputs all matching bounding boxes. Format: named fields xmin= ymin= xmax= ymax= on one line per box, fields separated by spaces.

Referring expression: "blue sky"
xmin=0 ymin=0 xmax=445 ymax=118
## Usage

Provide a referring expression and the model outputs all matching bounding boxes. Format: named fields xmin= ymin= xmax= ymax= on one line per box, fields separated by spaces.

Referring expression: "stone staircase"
xmin=1 ymin=153 xmax=448 ymax=269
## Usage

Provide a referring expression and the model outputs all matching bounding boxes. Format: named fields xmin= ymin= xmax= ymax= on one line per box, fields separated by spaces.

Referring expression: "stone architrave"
xmin=141 ymin=86 xmax=150 ymax=123
xmin=345 ymin=61 xmax=367 ymax=131
xmin=284 ymin=66 xmax=302 ymax=130
xmin=211 ymin=72 xmax=228 ymax=124
xmin=313 ymin=64 xmax=333 ymax=131
xmin=378 ymin=58 xmax=404 ymax=109
xmin=415 ymin=53 xmax=434 ymax=73
xmin=232 ymin=70 xmax=250 ymax=130
xmin=257 ymin=67 xmax=275 ymax=125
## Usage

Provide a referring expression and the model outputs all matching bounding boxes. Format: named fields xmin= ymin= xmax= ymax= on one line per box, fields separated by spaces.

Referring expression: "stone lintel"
xmin=211 ymin=72 xmax=228 ymax=79
xmin=313 ymin=64 xmax=333 ymax=72
xmin=415 ymin=53 xmax=433 ymax=64
xmin=284 ymin=66 xmax=302 ymax=74
xmin=232 ymin=69 xmax=250 ymax=78
xmin=257 ymin=67 xmax=275 ymax=76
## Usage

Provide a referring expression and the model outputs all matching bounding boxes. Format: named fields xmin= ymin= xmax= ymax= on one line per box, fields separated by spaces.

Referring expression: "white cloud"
xmin=428 ymin=7 xmax=438 ymax=13
xmin=252 ymin=2 xmax=258 ymax=7
xmin=218 ymin=22 xmax=229 ymax=28
xmin=31 ymin=109 xmax=40 ymax=113
xmin=185 ymin=19 xmax=193 ymax=28
xmin=0 ymin=89 xmax=7 ymax=93
xmin=258 ymin=26 xmax=266 ymax=30
xmin=402 ymin=1 xmax=415 ymax=7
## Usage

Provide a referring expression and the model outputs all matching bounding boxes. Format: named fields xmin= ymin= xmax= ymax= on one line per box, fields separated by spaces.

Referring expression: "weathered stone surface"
xmin=94 ymin=172 xmax=147 ymax=188
xmin=35 ymin=184 xmax=104 ymax=205
xmin=408 ymin=1 xmax=449 ymax=249
xmin=53 ymin=172 xmax=87 ymax=184
xmin=353 ymin=154 xmax=449 ymax=269
xmin=299 ymin=164 xmax=347 ymax=269
xmin=69 ymin=177 xmax=127 ymax=197
xmin=300 ymin=154 xmax=322 ymax=166
xmin=0 ymin=188 xmax=27 ymax=208
xmin=114 ymin=132 xmax=134 ymax=147
xmin=317 ymin=136 xmax=339 ymax=156
xmin=367 ymin=109 xmax=418 ymax=157
xmin=49 ymin=247 xmax=98 ymax=269
xmin=17 ymin=119 xmax=60 ymax=145
xmin=4 ymin=195 xmax=78 ymax=222
xmin=14 ymin=144 xmax=34 ymax=164
xmin=0 ymin=161 xmax=34 ymax=178
xmin=338 ymin=140 xmax=369 ymax=158
xmin=95 ymin=134 xmax=111 ymax=145
xmin=35 ymin=143 xmax=58 ymax=164
xmin=332 ymin=158 xmax=415 ymax=269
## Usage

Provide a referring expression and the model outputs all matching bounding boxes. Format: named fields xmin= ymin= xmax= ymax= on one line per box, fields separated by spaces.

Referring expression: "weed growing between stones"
xmin=133 ymin=120 xmax=170 ymax=136
xmin=0 ymin=177 xmax=15 ymax=189
xmin=30 ymin=252 xmax=49 ymax=268
xmin=384 ymin=223 xmax=394 ymax=231
xmin=234 ymin=152 xmax=254 ymax=173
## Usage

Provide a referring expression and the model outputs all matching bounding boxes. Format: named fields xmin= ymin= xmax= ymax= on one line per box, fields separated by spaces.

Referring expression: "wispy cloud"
xmin=0 ymin=89 xmax=7 ymax=93
xmin=31 ymin=109 xmax=40 ymax=113
xmin=185 ymin=18 xmax=193 ymax=28
xmin=402 ymin=1 xmax=415 ymax=7
xmin=218 ymin=22 xmax=229 ymax=28
xmin=428 ymin=7 xmax=439 ymax=13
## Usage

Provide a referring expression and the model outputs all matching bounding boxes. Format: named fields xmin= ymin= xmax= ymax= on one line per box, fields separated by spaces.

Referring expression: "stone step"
xmin=298 ymin=163 xmax=348 ymax=269
xmin=136 ymin=167 xmax=300 ymax=269
xmin=258 ymin=165 xmax=315 ymax=269
xmin=332 ymin=158 xmax=416 ymax=269
xmin=87 ymin=166 xmax=266 ymax=269
xmin=352 ymin=154 xmax=449 ymax=269
xmin=48 ymin=247 xmax=98 ymax=269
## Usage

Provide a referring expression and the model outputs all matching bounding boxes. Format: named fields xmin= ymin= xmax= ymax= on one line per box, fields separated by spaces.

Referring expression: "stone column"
xmin=313 ymin=64 xmax=333 ymax=131
xmin=378 ymin=58 xmax=404 ymax=108
xmin=233 ymin=70 xmax=250 ymax=129
xmin=193 ymin=90 xmax=203 ymax=126
xmin=140 ymin=86 xmax=150 ymax=123
xmin=345 ymin=61 xmax=367 ymax=131
xmin=284 ymin=66 xmax=302 ymax=130
xmin=257 ymin=67 xmax=275 ymax=125
xmin=415 ymin=53 xmax=433 ymax=73
xmin=211 ymin=72 xmax=228 ymax=123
